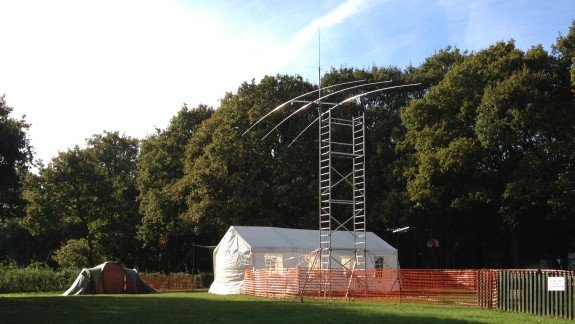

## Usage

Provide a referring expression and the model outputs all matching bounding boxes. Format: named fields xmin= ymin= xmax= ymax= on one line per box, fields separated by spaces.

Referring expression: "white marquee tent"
xmin=209 ymin=226 xmax=398 ymax=295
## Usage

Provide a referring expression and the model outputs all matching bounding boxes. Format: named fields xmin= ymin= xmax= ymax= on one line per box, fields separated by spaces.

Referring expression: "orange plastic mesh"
xmin=242 ymin=268 xmax=492 ymax=306
xmin=139 ymin=274 xmax=196 ymax=291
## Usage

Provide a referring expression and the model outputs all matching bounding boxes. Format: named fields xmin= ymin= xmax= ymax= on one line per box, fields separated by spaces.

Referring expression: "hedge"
xmin=0 ymin=262 xmax=214 ymax=293
xmin=0 ymin=263 xmax=77 ymax=293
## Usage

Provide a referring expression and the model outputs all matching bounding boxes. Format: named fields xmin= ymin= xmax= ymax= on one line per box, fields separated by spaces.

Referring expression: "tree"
xmin=478 ymin=37 xmax=575 ymax=268
xmin=22 ymin=132 xmax=140 ymax=268
xmin=180 ymin=75 xmax=317 ymax=239
xmin=136 ymin=104 xmax=213 ymax=271
xmin=0 ymin=95 xmax=34 ymax=264
xmin=0 ymin=95 xmax=32 ymax=221
xmin=554 ymin=20 xmax=575 ymax=88
xmin=400 ymin=40 xmax=575 ymax=268
xmin=22 ymin=147 xmax=108 ymax=266
xmin=85 ymin=131 xmax=140 ymax=265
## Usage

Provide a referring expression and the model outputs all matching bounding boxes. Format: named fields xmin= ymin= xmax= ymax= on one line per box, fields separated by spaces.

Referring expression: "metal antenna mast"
xmin=314 ymin=28 xmax=367 ymax=297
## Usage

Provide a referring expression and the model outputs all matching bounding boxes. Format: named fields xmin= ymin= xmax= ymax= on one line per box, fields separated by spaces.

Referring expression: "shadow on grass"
xmin=0 ymin=292 xmax=498 ymax=324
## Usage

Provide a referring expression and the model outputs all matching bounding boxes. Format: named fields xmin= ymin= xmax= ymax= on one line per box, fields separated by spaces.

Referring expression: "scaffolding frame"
xmin=318 ymin=101 xmax=367 ymax=296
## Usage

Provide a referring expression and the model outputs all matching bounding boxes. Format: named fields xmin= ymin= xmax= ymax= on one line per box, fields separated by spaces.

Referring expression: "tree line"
xmin=1 ymin=22 xmax=574 ymax=272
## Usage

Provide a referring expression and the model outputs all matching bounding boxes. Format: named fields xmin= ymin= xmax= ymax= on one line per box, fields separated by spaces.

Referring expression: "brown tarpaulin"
xmin=63 ymin=262 xmax=155 ymax=295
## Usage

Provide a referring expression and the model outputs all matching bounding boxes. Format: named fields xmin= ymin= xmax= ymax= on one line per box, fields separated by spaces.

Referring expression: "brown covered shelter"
xmin=63 ymin=262 xmax=155 ymax=295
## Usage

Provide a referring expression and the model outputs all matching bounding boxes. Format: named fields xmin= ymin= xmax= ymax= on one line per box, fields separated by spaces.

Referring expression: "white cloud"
xmin=438 ymin=0 xmax=545 ymax=52
xmin=266 ymin=0 xmax=367 ymax=73
xmin=0 ymin=0 xmax=279 ymax=162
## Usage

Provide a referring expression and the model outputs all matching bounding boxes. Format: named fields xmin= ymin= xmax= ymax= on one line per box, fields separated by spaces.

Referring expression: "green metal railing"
xmin=482 ymin=269 xmax=574 ymax=320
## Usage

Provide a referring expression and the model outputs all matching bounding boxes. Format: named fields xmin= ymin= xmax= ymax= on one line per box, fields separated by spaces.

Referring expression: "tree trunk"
xmin=86 ymin=234 xmax=94 ymax=265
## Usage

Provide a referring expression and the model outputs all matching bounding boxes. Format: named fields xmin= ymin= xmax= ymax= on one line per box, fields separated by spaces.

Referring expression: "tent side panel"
xmin=209 ymin=228 xmax=253 ymax=294
xmin=62 ymin=269 xmax=93 ymax=296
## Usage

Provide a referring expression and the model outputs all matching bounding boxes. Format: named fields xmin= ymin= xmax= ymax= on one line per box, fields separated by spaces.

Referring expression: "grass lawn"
xmin=0 ymin=291 xmax=568 ymax=323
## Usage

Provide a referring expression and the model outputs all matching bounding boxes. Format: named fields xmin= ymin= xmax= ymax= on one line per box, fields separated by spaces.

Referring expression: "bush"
xmin=52 ymin=238 xmax=105 ymax=269
xmin=193 ymin=272 xmax=213 ymax=288
xmin=0 ymin=261 xmax=77 ymax=293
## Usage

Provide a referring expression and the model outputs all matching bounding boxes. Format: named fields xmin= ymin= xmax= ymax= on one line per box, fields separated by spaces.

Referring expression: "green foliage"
xmin=179 ymin=75 xmax=317 ymax=237
xmin=21 ymin=132 xmax=140 ymax=268
xmin=51 ymin=238 xmax=105 ymax=269
xmin=400 ymin=37 xmax=575 ymax=267
xmin=0 ymin=95 xmax=32 ymax=259
xmin=0 ymin=95 xmax=32 ymax=223
xmin=554 ymin=20 xmax=575 ymax=87
xmin=193 ymin=272 xmax=213 ymax=288
xmin=0 ymin=262 xmax=77 ymax=293
xmin=137 ymin=106 xmax=213 ymax=247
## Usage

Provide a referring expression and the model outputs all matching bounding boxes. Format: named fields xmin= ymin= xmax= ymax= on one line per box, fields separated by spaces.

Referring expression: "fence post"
xmin=543 ymin=272 xmax=550 ymax=316
xmin=527 ymin=271 xmax=533 ymax=314
xmin=569 ymin=272 xmax=575 ymax=319
xmin=512 ymin=271 xmax=517 ymax=312
xmin=558 ymin=273 xmax=563 ymax=318
xmin=555 ymin=272 xmax=559 ymax=318
xmin=498 ymin=271 xmax=507 ymax=310
xmin=568 ymin=273 xmax=571 ymax=319
xmin=519 ymin=271 xmax=524 ymax=313
xmin=503 ymin=271 xmax=508 ymax=311
xmin=538 ymin=270 xmax=542 ymax=316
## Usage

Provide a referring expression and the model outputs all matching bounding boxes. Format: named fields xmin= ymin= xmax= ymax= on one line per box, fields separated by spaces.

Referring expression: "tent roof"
xmin=230 ymin=226 xmax=396 ymax=253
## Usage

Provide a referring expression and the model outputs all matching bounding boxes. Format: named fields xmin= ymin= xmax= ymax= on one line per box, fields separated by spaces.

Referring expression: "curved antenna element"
xmin=288 ymin=83 xmax=421 ymax=146
xmin=242 ymin=79 xmax=365 ymax=136
xmin=261 ymin=80 xmax=392 ymax=141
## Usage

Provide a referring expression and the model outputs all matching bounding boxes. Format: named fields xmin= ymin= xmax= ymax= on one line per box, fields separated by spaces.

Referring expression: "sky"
xmin=1 ymin=0 xmax=574 ymax=164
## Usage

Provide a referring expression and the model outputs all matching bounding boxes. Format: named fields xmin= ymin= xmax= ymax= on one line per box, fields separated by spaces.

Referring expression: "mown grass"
xmin=0 ymin=291 xmax=568 ymax=323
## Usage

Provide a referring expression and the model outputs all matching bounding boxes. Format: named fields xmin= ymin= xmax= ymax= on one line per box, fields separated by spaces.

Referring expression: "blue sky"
xmin=0 ymin=0 xmax=574 ymax=163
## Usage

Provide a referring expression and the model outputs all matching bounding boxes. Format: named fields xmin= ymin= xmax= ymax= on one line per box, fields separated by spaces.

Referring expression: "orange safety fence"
xmin=242 ymin=267 xmax=575 ymax=317
xmin=242 ymin=268 xmax=485 ymax=305
xmin=140 ymin=273 xmax=196 ymax=291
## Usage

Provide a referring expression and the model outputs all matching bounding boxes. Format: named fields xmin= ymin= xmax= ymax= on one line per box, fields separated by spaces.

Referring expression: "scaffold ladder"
xmin=352 ymin=114 xmax=366 ymax=269
xmin=319 ymin=105 xmax=332 ymax=273
xmin=318 ymin=108 xmax=367 ymax=296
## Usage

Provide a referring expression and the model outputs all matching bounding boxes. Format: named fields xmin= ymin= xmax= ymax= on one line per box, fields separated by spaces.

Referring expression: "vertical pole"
xmin=500 ymin=271 xmax=504 ymax=311
xmin=560 ymin=273 xmax=563 ymax=318
xmin=539 ymin=270 xmax=543 ymax=316
xmin=505 ymin=271 xmax=511 ymax=311
xmin=521 ymin=271 xmax=525 ymax=313
xmin=192 ymin=242 xmax=195 ymax=275
xmin=528 ymin=271 xmax=532 ymax=313
xmin=316 ymin=27 xmax=331 ymax=296
xmin=317 ymin=27 xmax=322 ymax=267
xmin=555 ymin=273 xmax=559 ymax=317
xmin=362 ymin=113 xmax=367 ymax=271
xmin=498 ymin=271 xmax=502 ymax=310
xmin=537 ymin=270 xmax=541 ymax=316
xmin=520 ymin=271 xmax=524 ymax=312
xmin=568 ymin=272 xmax=575 ymax=319
xmin=504 ymin=271 xmax=508 ymax=311
xmin=513 ymin=271 xmax=517 ymax=312
xmin=544 ymin=271 xmax=548 ymax=316
xmin=569 ymin=272 xmax=573 ymax=320
xmin=317 ymin=27 xmax=324 ymax=290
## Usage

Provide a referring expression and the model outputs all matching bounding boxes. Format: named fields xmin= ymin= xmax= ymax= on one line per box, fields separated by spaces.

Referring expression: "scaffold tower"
xmin=318 ymin=100 xmax=367 ymax=295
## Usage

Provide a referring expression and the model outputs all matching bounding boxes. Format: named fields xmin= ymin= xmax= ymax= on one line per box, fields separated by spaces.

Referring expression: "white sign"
xmin=548 ymin=277 xmax=565 ymax=291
